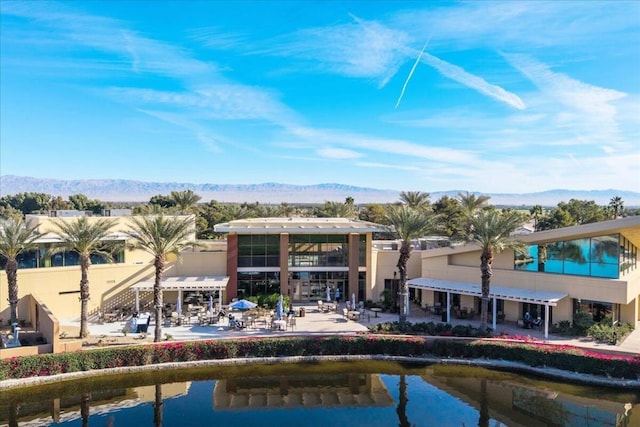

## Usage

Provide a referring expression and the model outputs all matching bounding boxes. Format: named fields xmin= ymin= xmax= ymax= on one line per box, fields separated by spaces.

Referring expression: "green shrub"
xmin=573 ymin=311 xmax=594 ymax=334
xmin=1 ymin=335 xmax=638 ymax=382
xmin=551 ymin=320 xmax=573 ymax=335
xmin=587 ymin=322 xmax=634 ymax=345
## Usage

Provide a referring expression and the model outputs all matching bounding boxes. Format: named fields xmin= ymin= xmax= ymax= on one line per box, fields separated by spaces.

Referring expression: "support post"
xmin=446 ymin=292 xmax=450 ymax=323
xmin=492 ymin=297 xmax=497 ymax=330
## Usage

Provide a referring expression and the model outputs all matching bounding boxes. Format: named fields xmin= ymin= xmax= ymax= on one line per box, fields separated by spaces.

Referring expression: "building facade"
xmin=410 ymin=216 xmax=640 ymax=335
xmin=213 ymin=217 xmax=387 ymax=304
xmin=1 ymin=214 xmax=638 ymax=336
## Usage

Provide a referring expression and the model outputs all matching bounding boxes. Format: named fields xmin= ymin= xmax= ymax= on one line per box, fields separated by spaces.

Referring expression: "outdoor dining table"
xmin=370 ymin=308 xmax=382 ymax=318
xmin=273 ymin=319 xmax=287 ymax=331
xmin=347 ymin=311 xmax=361 ymax=321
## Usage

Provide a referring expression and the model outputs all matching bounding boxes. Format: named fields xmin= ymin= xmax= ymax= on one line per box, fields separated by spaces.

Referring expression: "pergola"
xmin=408 ymin=277 xmax=567 ymax=339
xmin=130 ymin=276 xmax=229 ymax=312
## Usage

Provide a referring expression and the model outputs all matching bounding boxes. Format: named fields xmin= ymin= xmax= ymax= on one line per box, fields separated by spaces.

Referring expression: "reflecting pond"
xmin=1 ymin=361 xmax=638 ymax=426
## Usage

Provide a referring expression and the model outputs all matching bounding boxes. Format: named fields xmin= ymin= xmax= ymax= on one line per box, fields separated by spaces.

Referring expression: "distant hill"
xmin=1 ymin=175 xmax=639 ymax=207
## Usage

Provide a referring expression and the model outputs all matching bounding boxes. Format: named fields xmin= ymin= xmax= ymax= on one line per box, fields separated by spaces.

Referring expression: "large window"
xmin=238 ymin=235 xmax=280 ymax=268
xmin=288 ymin=234 xmax=348 ymax=267
xmin=0 ymin=242 xmax=125 ymax=270
xmin=237 ymin=271 xmax=281 ymax=298
xmin=515 ymin=234 xmax=636 ymax=279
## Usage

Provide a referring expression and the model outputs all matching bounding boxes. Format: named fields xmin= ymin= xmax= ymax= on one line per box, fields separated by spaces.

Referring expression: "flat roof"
xmin=131 ymin=275 xmax=229 ymax=291
xmin=408 ymin=277 xmax=567 ymax=306
xmin=214 ymin=217 xmax=387 ymax=234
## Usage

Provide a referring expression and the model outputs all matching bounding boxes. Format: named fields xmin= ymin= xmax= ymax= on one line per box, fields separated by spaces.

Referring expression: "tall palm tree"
xmin=468 ymin=209 xmax=526 ymax=330
xmin=170 ymin=190 xmax=201 ymax=214
xmin=399 ymin=191 xmax=430 ymax=210
xmin=51 ymin=217 xmax=119 ymax=338
xmin=609 ymin=196 xmax=624 ymax=219
xmin=385 ymin=205 xmax=435 ymax=323
xmin=125 ymin=215 xmax=197 ymax=342
xmin=0 ymin=218 xmax=41 ymax=328
xmin=458 ymin=191 xmax=491 ymax=239
xmin=529 ymin=204 xmax=543 ymax=230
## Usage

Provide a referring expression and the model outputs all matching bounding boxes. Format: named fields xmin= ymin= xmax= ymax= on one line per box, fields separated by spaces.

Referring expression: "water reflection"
xmin=0 ymin=362 xmax=637 ymax=426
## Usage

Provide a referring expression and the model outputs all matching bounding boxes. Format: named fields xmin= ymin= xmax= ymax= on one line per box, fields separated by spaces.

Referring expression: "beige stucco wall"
xmin=370 ymin=248 xmax=421 ymax=303
xmin=420 ymin=247 xmax=639 ymax=324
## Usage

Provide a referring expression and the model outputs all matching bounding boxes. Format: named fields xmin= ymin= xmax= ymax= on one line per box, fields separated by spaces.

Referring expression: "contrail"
xmin=395 ymin=38 xmax=431 ymax=109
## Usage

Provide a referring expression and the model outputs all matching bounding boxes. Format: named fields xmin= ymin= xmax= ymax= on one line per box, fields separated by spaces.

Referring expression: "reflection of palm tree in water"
xmin=478 ymin=379 xmax=489 ymax=427
xmin=81 ymin=393 xmax=91 ymax=427
xmin=396 ymin=374 xmax=410 ymax=427
xmin=154 ymin=383 xmax=163 ymax=427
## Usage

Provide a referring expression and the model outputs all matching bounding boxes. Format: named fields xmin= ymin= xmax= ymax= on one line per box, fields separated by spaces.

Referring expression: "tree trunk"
xmin=6 ymin=259 xmax=19 ymax=328
xmin=478 ymin=379 xmax=489 ymax=427
xmin=153 ymin=383 xmax=163 ymax=427
xmin=479 ymin=249 xmax=493 ymax=331
xmin=396 ymin=374 xmax=410 ymax=427
xmin=80 ymin=393 xmax=91 ymax=427
xmin=79 ymin=255 xmax=91 ymax=338
xmin=153 ymin=256 xmax=165 ymax=342
xmin=397 ymin=242 xmax=411 ymax=324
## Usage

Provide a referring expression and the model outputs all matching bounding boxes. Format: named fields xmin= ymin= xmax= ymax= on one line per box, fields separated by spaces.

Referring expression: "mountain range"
xmin=1 ymin=175 xmax=639 ymax=207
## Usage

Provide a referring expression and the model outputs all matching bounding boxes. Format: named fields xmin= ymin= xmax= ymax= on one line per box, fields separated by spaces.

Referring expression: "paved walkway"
xmin=63 ymin=302 xmax=639 ymax=356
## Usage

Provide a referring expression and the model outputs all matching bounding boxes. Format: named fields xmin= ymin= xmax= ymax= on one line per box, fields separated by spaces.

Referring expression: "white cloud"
xmin=316 ymin=148 xmax=362 ymax=159
xmin=412 ymin=50 xmax=526 ymax=110
xmin=261 ymin=16 xmax=411 ymax=87
xmin=504 ymin=53 xmax=627 ymax=147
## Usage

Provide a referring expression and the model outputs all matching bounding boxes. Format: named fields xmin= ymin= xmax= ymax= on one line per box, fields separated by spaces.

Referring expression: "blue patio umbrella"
xmin=276 ymin=294 xmax=283 ymax=320
xmin=228 ymin=299 xmax=257 ymax=311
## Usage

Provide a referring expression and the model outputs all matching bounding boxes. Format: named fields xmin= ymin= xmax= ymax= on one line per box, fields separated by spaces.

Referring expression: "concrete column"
xmin=225 ymin=233 xmax=238 ymax=303
xmin=348 ymin=233 xmax=360 ymax=305
xmin=280 ymin=233 xmax=289 ymax=297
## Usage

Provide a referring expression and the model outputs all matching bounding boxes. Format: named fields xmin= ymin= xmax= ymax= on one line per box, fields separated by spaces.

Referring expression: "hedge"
xmin=1 ymin=335 xmax=638 ymax=381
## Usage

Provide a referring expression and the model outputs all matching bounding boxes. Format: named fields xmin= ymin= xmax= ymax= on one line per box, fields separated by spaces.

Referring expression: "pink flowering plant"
xmin=1 ymin=334 xmax=637 ymax=381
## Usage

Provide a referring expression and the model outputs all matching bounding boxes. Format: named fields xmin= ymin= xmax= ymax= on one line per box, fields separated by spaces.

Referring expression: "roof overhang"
xmin=214 ymin=217 xmax=387 ymax=234
xmin=131 ymin=275 xmax=229 ymax=291
xmin=408 ymin=277 xmax=567 ymax=306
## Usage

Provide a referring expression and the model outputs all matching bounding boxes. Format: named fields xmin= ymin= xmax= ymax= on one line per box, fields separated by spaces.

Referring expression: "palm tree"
xmin=125 ymin=215 xmax=197 ymax=342
xmin=609 ymin=196 xmax=624 ymax=219
xmin=529 ymin=204 xmax=543 ymax=230
xmin=467 ymin=209 xmax=526 ymax=330
xmin=457 ymin=192 xmax=491 ymax=237
xmin=170 ymin=190 xmax=201 ymax=214
xmin=385 ymin=205 xmax=435 ymax=323
xmin=51 ymin=217 xmax=119 ymax=338
xmin=0 ymin=218 xmax=41 ymax=328
xmin=399 ymin=191 xmax=430 ymax=210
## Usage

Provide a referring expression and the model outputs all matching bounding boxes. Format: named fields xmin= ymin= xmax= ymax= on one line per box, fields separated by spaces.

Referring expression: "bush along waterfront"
xmin=1 ymin=334 xmax=639 ymax=383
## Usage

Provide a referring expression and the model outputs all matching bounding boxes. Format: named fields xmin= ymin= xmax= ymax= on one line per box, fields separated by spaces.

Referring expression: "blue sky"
xmin=1 ymin=1 xmax=639 ymax=193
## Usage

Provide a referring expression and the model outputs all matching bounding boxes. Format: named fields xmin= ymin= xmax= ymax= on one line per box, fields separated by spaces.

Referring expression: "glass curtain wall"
xmin=514 ymin=234 xmax=636 ymax=279
xmin=0 ymin=243 xmax=125 ymax=270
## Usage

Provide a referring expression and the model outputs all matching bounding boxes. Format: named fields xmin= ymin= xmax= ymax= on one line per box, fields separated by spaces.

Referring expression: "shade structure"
xmin=326 ymin=286 xmax=331 ymax=302
xmin=276 ymin=294 xmax=284 ymax=320
xmin=351 ymin=293 xmax=356 ymax=310
xmin=229 ymin=299 xmax=257 ymax=311
xmin=208 ymin=294 xmax=214 ymax=313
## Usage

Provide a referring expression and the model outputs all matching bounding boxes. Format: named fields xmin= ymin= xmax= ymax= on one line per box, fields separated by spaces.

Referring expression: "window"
xmin=515 ymin=234 xmax=633 ymax=279
xmin=238 ymin=235 xmax=280 ymax=268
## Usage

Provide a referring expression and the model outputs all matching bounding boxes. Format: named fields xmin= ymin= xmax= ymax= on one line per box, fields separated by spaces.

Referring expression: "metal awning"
xmin=131 ymin=275 xmax=229 ymax=291
xmin=408 ymin=277 xmax=567 ymax=339
xmin=408 ymin=277 xmax=567 ymax=306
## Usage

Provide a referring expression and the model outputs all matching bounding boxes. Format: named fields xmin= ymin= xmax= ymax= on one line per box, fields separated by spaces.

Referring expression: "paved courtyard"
xmin=59 ymin=302 xmax=640 ymax=356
